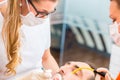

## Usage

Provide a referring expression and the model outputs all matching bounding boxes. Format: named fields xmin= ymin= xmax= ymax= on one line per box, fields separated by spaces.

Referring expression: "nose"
xmin=109 ymin=15 xmax=116 ymax=22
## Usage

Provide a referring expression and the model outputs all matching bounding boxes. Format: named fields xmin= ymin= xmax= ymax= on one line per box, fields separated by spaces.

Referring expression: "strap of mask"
xmin=25 ymin=0 xmax=30 ymax=11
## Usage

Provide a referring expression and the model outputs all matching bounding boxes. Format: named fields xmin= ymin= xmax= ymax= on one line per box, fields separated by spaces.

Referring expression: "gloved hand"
xmin=95 ymin=68 xmax=114 ymax=80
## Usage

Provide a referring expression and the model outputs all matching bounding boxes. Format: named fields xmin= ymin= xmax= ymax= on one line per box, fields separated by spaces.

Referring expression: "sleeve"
xmin=109 ymin=44 xmax=120 ymax=78
xmin=0 ymin=0 xmax=7 ymax=7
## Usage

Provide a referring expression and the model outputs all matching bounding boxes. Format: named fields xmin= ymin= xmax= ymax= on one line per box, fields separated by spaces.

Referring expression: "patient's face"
xmin=53 ymin=61 xmax=95 ymax=80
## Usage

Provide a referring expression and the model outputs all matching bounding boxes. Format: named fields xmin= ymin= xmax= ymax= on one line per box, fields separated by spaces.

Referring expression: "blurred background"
xmin=50 ymin=0 xmax=112 ymax=68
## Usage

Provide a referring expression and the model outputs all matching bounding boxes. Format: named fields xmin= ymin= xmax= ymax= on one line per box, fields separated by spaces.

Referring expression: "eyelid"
xmin=74 ymin=65 xmax=79 ymax=68
xmin=39 ymin=8 xmax=56 ymax=16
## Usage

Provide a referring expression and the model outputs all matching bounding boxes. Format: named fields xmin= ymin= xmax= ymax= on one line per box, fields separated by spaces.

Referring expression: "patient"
xmin=53 ymin=61 xmax=95 ymax=80
xmin=52 ymin=61 xmax=113 ymax=80
xmin=15 ymin=61 xmax=113 ymax=80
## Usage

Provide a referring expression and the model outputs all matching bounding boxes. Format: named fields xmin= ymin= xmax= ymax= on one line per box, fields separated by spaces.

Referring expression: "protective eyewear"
xmin=28 ymin=0 xmax=56 ymax=18
xmin=72 ymin=67 xmax=106 ymax=77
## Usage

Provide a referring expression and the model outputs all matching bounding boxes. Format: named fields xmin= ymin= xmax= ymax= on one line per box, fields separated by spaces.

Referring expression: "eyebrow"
xmin=65 ymin=62 xmax=79 ymax=69
xmin=74 ymin=65 xmax=79 ymax=68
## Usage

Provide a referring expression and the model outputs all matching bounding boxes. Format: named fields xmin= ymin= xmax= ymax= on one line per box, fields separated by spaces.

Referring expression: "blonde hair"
xmin=2 ymin=0 xmax=21 ymax=75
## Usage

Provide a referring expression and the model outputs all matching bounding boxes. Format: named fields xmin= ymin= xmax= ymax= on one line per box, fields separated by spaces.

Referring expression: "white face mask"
xmin=0 ymin=0 xmax=7 ymax=7
xmin=21 ymin=0 xmax=47 ymax=26
xmin=109 ymin=22 xmax=120 ymax=46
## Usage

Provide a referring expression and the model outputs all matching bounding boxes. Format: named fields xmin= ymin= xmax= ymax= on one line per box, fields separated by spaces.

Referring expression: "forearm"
xmin=42 ymin=54 xmax=59 ymax=74
xmin=42 ymin=49 xmax=59 ymax=75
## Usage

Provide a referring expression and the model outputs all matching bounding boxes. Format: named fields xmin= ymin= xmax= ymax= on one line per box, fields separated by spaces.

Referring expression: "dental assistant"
xmin=109 ymin=0 xmax=120 ymax=78
xmin=0 ymin=0 xmax=59 ymax=79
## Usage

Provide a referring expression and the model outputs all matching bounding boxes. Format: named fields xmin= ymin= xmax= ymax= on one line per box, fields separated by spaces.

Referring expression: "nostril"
xmin=61 ymin=70 xmax=64 ymax=74
xmin=59 ymin=70 xmax=65 ymax=75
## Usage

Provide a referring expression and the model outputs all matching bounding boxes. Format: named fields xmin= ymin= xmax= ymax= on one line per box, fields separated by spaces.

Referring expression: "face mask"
xmin=0 ymin=0 xmax=7 ymax=7
xmin=21 ymin=13 xmax=47 ymax=26
xmin=109 ymin=22 xmax=120 ymax=46
xmin=21 ymin=0 xmax=47 ymax=26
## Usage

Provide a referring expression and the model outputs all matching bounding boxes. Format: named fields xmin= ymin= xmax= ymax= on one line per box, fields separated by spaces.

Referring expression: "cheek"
xmin=59 ymin=67 xmax=72 ymax=74
xmin=109 ymin=5 xmax=116 ymax=19
xmin=109 ymin=2 xmax=120 ymax=20
xmin=64 ymin=68 xmax=72 ymax=74
xmin=109 ymin=2 xmax=116 ymax=17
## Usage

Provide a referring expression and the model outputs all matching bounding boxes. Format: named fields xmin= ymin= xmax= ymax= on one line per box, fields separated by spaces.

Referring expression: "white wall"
xmin=65 ymin=0 xmax=111 ymax=23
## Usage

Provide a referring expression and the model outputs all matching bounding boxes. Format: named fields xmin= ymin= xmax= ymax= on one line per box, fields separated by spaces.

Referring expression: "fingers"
xmin=95 ymin=74 xmax=102 ymax=80
xmin=95 ymin=68 xmax=112 ymax=80
xmin=97 ymin=68 xmax=110 ymax=74
xmin=105 ymin=73 xmax=112 ymax=80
